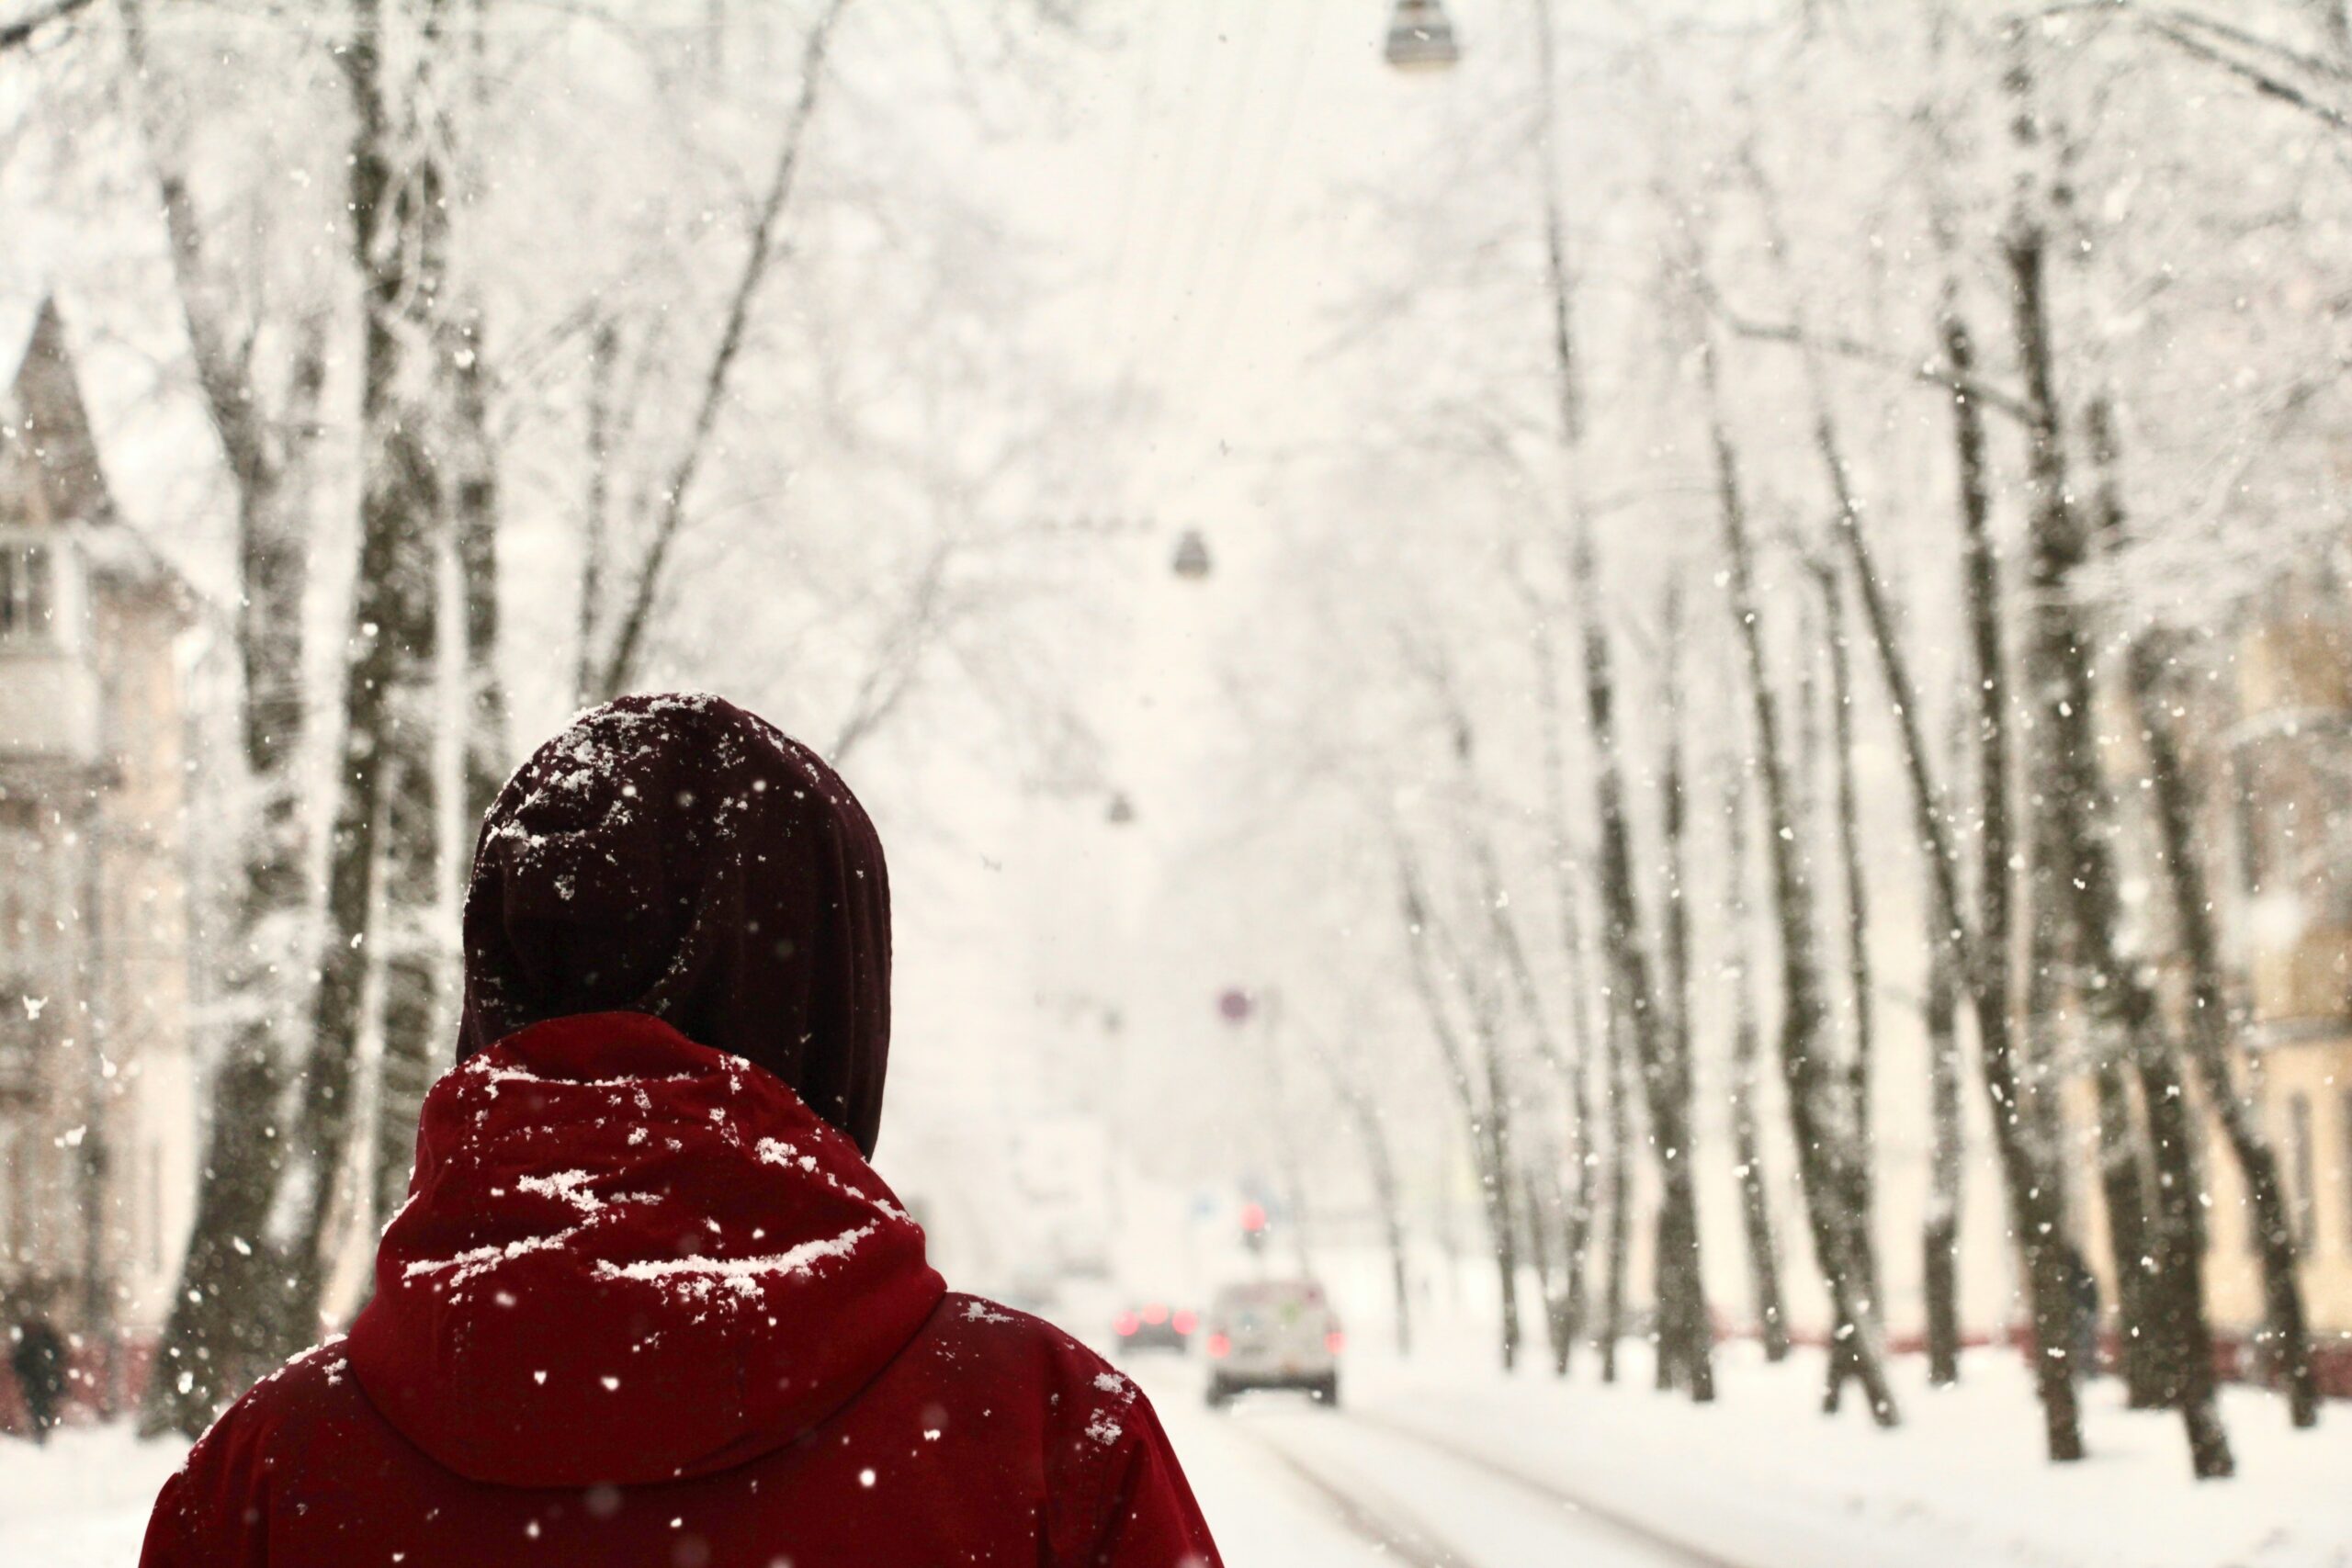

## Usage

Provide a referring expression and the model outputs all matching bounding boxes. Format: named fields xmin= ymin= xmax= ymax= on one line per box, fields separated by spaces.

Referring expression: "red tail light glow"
xmin=1325 ymin=1330 xmax=1346 ymax=1354
xmin=1142 ymin=1303 xmax=1167 ymax=1325
xmin=1206 ymin=1333 xmax=1231 ymax=1359
xmin=1114 ymin=1311 xmax=1139 ymax=1337
xmin=1173 ymin=1310 xmax=1198 ymax=1335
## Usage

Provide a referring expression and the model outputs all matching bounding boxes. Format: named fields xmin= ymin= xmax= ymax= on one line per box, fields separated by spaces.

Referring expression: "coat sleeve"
xmin=138 ymin=1395 xmax=277 ymax=1567
xmin=1080 ymin=1393 xmax=1222 ymax=1568
xmin=137 ymin=1466 xmax=257 ymax=1561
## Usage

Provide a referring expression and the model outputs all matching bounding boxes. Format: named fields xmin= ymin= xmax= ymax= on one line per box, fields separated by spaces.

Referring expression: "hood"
xmin=347 ymin=1011 xmax=944 ymax=1489
xmin=459 ymin=693 xmax=893 ymax=1156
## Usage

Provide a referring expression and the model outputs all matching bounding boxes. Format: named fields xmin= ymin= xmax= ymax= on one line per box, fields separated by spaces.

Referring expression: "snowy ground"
xmin=7 ymin=1344 xmax=2350 ymax=1566
xmin=0 ymin=1424 xmax=187 ymax=1567
xmin=1137 ymin=1339 xmax=2352 ymax=1568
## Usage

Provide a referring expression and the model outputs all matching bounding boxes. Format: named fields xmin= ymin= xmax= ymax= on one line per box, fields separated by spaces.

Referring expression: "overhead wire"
xmin=1154 ymin=0 xmax=1272 ymax=385
xmin=1171 ymin=0 xmax=1326 ymax=409
xmin=1116 ymin=0 xmax=1226 ymax=367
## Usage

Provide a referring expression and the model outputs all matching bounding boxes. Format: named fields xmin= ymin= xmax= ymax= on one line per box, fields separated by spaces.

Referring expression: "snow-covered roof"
xmin=0 ymin=293 xmax=119 ymax=531
xmin=0 ymin=295 xmax=42 ymax=393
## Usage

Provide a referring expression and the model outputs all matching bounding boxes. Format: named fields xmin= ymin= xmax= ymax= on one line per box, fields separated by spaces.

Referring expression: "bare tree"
xmin=1812 ymin=553 xmax=1883 ymax=1416
xmin=0 ymin=0 xmax=96 ymax=55
xmin=1396 ymin=837 xmax=1522 ymax=1371
xmin=1694 ymin=310 xmax=1896 ymax=1426
xmin=587 ymin=0 xmax=852 ymax=699
xmin=1649 ymin=578 xmax=1713 ymax=1400
xmin=1598 ymin=1001 xmax=1633 ymax=1385
xmin=1534 ymin=0 xmax=1710 ymax=1402
xmin=122 ymin=0 xmax=332 ymax=1433
xmin=280 ymin=0 xmax=453 ymax=1337
xmin=1720 ymin=750 xmax=1790 ymax=1362
xmin=2003 ymin=40 xmax=2231 ymax=1473
xmin=1922 ymin=884 xmax=1966 ymax=1388
xmin=2128 ymin=626 xmax=2320 ymax=1427
xmin=1529 ymin=607 xmax=1602 ymax=1376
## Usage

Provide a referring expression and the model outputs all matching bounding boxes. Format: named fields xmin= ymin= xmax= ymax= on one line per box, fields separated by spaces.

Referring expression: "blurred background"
xmin=5 ymin=0 xmax=2352 ymax=1562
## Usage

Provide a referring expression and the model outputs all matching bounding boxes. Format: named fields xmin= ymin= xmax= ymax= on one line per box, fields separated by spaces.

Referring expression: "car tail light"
xmin=1173 ymin=1309 xmax=1198 ymax=1335
xmin=1325 ymin=1330 xmax=1346 ymax=1354
xmin=1143 ymin=1303 xmax=1167 ymax=1325
xmin=1114 ymin=1311 xmax=1138 ymax=1337
xmin=1206 ymin=1333 xmax=1230 ymax=1359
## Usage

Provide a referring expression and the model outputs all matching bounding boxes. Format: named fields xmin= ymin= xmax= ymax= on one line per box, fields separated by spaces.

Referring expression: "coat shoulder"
xmin=196 ymin=1336 xmax=367 ymax=1459
xmin=142 ymin=1337 xmax=372 ymax=1565
xmin=920 ymin=1292 xmax=1120 ymax=1389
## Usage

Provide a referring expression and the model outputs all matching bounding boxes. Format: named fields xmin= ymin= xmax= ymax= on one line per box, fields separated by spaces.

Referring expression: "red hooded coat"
xmin=140 ymin=1011 xmax=1219 ymax=1566
xmin=142 ymin=697 xmax=1219 ymax=1566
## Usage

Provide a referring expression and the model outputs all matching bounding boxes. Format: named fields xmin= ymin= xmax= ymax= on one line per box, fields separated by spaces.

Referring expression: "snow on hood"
xmin=347 ymin=1010 xmax=944 ymax=1489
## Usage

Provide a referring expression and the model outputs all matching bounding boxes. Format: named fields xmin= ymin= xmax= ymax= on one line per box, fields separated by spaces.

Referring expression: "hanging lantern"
xmin=1384 ymin=0 xmax=1461 ymax=73
xmin=1170 ymin=528 xmax=1212 ymax=580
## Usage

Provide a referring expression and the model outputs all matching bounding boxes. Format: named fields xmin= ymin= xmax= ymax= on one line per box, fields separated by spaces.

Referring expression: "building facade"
xmin=0 ymin=299 xmax=198 ymax=1403
xmin=2060 ymin=574 xmax=2352 ymax=1395
xmin=2206 ymin=586 xmax=2352 ymax=1387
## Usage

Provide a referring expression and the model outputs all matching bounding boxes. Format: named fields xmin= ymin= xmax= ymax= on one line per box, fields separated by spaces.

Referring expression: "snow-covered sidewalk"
xmin=1344 ymin=1339 xmax=2352 ymax=1568
xmin=0 ymin=1423 xmax=187 ymax=1567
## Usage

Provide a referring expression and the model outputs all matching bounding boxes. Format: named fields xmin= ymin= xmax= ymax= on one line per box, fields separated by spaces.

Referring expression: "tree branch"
xmin=594 ymin=0 xmax=853 ymax=698
xmin=0 ymin=0 xmax=97 ymax=54
xmin=1702 ymin=287 xmax=2034 ymax=425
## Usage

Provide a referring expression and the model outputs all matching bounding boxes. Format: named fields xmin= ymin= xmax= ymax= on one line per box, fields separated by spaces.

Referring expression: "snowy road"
xmin=1133 ymin=1362 xmax=1727 ymax=1568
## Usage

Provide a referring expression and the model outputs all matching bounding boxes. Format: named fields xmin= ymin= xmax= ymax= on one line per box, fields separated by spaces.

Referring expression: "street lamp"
xmin=1384 ymin=0 xmax=1461 ymax=73
xmin=1170 ymin=528 xmax=1212 ymax=580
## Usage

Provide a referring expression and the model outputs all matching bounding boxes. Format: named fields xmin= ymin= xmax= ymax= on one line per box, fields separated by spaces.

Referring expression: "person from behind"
xmin=141 ymin=694 xmax=1221 ymax=1567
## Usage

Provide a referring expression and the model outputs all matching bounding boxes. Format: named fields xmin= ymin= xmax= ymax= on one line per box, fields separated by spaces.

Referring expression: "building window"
xmin=0 ymin=1122 xmax=14 ymax=1259
xmin=2290 ymin=1092 xmax=2317 ymax=1254
xmin=0 ymin=542 xmax=53 ymax=643
xmin=2343 ymin=1089 xmax=2352 ymax=1257
xmin=0 ymin=971 xmax=43 ymax=1101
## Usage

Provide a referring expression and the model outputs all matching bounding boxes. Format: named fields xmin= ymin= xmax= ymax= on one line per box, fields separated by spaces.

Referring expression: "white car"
xmin=1204 ymin=1279 xmax=1341 ymax=1408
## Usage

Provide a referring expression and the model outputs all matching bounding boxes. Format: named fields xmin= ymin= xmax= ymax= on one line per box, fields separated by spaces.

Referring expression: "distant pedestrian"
xmin=142 ymin=694 xmax=1222 ymax=1567
xmin=10 ymin=1309 xmax=68 ymax=1446
xmin=2064 ymin=1245 xmax=2101 ymax=1379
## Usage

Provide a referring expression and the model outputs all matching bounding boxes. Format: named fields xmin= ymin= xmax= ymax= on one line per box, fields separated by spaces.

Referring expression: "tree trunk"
xmin=1528 ymin=606 xmax=1600 ymax=1377
xmin=2076 ymin=397 xmax=2245 ymax=1462
xmin=1306 ymin=1028 xmax=1415 ymax=1359
xmin=1813 ymin=557 xmax=1882 ymax=1416
xmin=451 ymin=313 xmax=507 ymax=829
xmin=1558 ymin=1021 xmax=1599 ymax=1376
xmin=1650 ymin=579 xmax=1713 ymax=1401
xmin=1923 ymin=908 xmax=1965 ymax=1387
xmin=1736 ymin=207 xmax=2085 ymax=1456
xmin=280 ymin=0 xmax=448 ymax=1340
xmin=1397 ymin=852 xmax=1521 ymax=1371
xmin=1522 ymin=1167 xmax=1571 ymax=1373
xmin=1369 ymin=1104 xmax=1414 ymax=1359
xmin=1566 ymin=526 xmax=1707 ymax=1398
xmin=1697 ymin=327 xmax=1896 ymax=1427
xmin=2089 ymin=1056 xmax=2159 ymax=1402
xmin=2001 ymin=111 xmax=2232 ymax=1467
xmin=1722 ymin=753 xmax=1790 ymax=1362
xmin=575 ymin=314 xmax=620 ymax=705
xmin=127 ymin=0 xmax=333 ymax=1428
xmin=1818 ymin=560 xmax=1880 ymax=1304
xmin=1599 ymin=1001 xmax=1631 ymax=1385
xmin=2131 ymin=634 xmax=2320 ymax=1427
